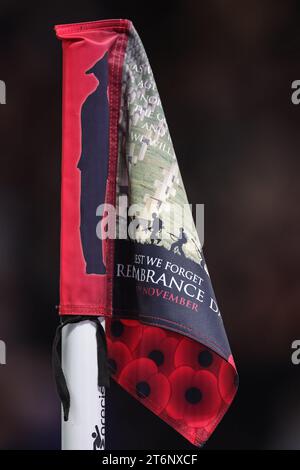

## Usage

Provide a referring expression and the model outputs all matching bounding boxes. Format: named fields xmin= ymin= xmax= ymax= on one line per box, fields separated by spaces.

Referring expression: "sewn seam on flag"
xmin=55 ymin=19 xmax=129 ymax=35
xmin=111 ymin=369 xmax=234 ymax=447
xmin=105 ymin=26 xmax=129 ymax=318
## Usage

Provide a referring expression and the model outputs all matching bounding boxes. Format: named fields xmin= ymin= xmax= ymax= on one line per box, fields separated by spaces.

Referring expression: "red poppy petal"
xmin=134 ymin=327 xmax=179 ymax=376
xmin=143 ymin=326 xmax=167 ymax=349
xmin=158 ymin=337 xmax=179 ymax=375
xmin=118 ymin=358 xmax=170 ymax=414
xmin=147 ymin=373 xmax=171 ymax=414
xmin=218 ymin=360 xmax=238 ymax=404
xmin=185 ymin=370 xmax=221 ymax=426
xmin=136 ymin=326 xmax=166 ymax=356
xmin=107 ymin=339 xmax=132 ymax=378
xmin=119 ymin=358 xmax=158 ymax=389
xmin=134 ymin=326 xmax=166 ymax=361
xmin=175 ymin=338 xmax=198 ymax=368
xmin=108 ymin=319 xmax=143 ymax=352
xmin=175 ymin=337 xmax=222 ymax=374
xmin=166 ymin=367 xmax=222 ymax=427
xmin=166 ymin=366 xmax=195 ymax=420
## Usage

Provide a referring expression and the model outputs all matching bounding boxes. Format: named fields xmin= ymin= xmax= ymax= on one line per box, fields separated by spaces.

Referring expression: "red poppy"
xmin=119 ymin=358 xmax=171 ymax=414
xmin=175 ymin=337 xmax=222 ymax=376
xmin=107 ymin=338 xmax=132 ymax=378
xmin=135 ymin=326 xmax=179 ymax=375
xmin=107 ymin=319 xmax=143 ymax=352
xmin=218 ymin=360 xmax=238 ymax=404
xmin=166 ymin=366 xmax=221 ymax=427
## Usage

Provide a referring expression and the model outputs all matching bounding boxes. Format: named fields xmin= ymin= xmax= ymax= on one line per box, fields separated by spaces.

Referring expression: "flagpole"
xmin=61 ymin=319 xmax=105 ymax=450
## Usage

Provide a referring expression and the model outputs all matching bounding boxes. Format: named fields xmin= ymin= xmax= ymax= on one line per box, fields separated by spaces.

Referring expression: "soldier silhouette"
xmin=150 ymin=212 xmax=164 ymax=244
xmin=170 ymin=227 xmax=188 ymax=256
xmin=78 ymin=53 xmax=109 ymax=274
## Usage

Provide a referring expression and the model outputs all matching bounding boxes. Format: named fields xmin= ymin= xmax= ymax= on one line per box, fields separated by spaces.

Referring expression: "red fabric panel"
xmin=55 ymin=20 xmax=129 ymax=316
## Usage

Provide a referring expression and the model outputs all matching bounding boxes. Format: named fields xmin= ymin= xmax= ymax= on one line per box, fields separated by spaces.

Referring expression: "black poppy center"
xmin=136 ymin=381 xmax=151 ymax=398
xmin=108 ymin=358 xmax=117 ymax=375
xmin=198 ymin=350 xmax=213 ymax=368
xmin=111 ymin=321 xmax=124 ymax=338
xmin=148 ymin=349 xmax=164 ymax=367
xmin=185 ymin=387 xmax=202 ymax=404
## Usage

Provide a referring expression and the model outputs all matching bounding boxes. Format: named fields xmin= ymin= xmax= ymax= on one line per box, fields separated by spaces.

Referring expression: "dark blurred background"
xmin=1 ymin=0 xmax=300 ymax=449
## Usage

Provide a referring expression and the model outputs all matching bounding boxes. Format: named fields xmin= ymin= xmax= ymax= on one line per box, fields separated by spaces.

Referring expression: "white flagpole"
xmin=61 ymin=319 xmax=105 ymax=450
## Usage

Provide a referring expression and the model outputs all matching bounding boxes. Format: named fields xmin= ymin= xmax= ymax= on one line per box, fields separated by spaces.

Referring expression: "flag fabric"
xmin=55 ymin=18 xmax=238 ymax=447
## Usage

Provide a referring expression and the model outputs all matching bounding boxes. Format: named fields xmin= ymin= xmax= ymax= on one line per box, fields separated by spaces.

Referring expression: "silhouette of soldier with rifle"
xmin=78 ymin=53 xmax=109 ymax=274
xmin=150 ymin=212 xmax=164 ymax=244
xmin=170 ymin=227 xmax=188 ymax=256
